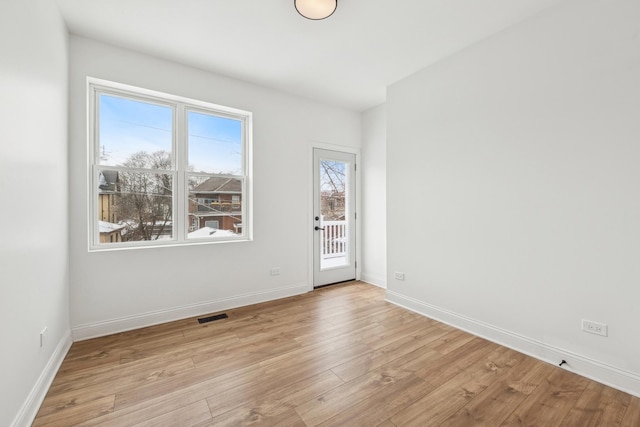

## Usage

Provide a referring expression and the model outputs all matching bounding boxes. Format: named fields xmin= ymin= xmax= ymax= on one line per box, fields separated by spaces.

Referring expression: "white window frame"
xmin=87 ymin=77 xmax=253 ymax=251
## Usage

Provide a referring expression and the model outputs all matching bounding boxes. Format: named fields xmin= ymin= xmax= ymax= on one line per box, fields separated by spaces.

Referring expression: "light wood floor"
xmin=35 ymin=282 xmax=640 ymax=426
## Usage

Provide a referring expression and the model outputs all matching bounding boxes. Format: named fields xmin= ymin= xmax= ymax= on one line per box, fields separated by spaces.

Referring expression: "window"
xmin=205 ymin=220 xmax=219 ymax=230
xmin=88 ymin=78 xmax=252 ymax=250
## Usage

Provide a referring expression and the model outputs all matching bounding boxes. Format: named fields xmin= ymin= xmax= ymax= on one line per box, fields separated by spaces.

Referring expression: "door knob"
xmin=314 ymin=226 xmax=325 ymax=231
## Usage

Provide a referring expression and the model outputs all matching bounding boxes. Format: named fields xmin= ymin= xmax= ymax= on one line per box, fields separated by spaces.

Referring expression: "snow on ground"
xmin=98 ymin=220 xmax=126 ymax=233
xmin=188 ymin=227 xmax=237 ymax=239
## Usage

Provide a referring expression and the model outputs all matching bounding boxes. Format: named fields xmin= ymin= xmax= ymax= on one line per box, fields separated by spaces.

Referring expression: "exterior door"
xmin=313 ymin=148 xmax=356 ymax=287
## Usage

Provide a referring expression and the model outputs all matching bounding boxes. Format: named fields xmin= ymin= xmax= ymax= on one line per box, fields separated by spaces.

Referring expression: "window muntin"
xmin=89 ymin=79 xmax=252 ymax=250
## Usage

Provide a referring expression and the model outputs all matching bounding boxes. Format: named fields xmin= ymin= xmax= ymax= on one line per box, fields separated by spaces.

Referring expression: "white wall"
xmin=68 ymin=36 xmax=361 ymax=338
xmin=361 ymin=105 xmax=387 ymax=287
xmin=0 ymin=1 xmax=71 ymax=426
xmin=386 ymin=0 xmax=640 ymax=396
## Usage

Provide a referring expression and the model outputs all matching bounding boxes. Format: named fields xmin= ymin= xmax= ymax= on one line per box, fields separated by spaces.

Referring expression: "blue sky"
xmin=99 ymin=94 xmax=242 ymax=174
xmin=187 ymin=110 xmax=242 ymax=174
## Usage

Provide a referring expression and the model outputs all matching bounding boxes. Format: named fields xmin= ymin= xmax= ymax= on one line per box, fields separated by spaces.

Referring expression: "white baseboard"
xmin=360 ymin=272 xmax=387 ymax=289
xmin=386 ymin=290 xmax=640 ymax=398
xmin=12 ymin=330 xmax=72 ymax=427
xmin=72 ymin=283 xmax=310 ymax=341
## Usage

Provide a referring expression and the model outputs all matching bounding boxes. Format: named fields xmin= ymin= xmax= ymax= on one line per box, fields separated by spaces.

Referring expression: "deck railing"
xmin=197 ymin=202 xmax=241 ymax=213
xmin=322 ymin=220 xmax=347 ymax=258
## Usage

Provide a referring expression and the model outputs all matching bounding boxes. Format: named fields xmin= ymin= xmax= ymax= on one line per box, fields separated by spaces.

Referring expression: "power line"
xmin=109 ymin=118 xmax=239 ymax=145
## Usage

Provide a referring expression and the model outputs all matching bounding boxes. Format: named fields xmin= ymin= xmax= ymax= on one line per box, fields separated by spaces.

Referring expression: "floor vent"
xmin=197 ymin=313 xmax=228 ymax=324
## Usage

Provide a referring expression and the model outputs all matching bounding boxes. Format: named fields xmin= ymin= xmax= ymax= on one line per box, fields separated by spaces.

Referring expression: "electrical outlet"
xmin=40 ymin=327 xmax=48 ymax=348
xmin=582 ymin=319 xmax=608 ymax=337
xmin=270 ymin=267 xmax=281 ymax=276
xmin=394 ymin=272 xmax=405 ymax=281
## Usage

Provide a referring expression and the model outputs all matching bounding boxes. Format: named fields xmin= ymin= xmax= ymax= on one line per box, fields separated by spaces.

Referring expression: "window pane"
xmin=320 ymin=160 xmax=346 ymax=220
xmin=98 ymin=170 xmax=173 ymax=243
xmin=99 ymin=94 xmax=173 ymax=168
xmin=188 ymin=111 xmax=242 ymax=174
xmin=319 ymin=160 xmax=348 ymax=269
xmin=187 ymin=175 xmax=243 ymax=239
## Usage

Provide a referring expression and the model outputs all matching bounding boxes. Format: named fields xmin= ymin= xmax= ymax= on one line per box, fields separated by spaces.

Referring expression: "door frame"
xmin=308 ymin=142 xmax=361 ymax=290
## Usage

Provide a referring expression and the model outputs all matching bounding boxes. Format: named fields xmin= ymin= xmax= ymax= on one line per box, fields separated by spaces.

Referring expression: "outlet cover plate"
xmin=582 ymin=319 xmax=608 ymax=337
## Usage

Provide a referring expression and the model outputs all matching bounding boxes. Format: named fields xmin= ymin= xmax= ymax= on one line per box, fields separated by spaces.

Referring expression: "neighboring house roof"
xmin=193 ymin=176 xmax=241 ymax=194
xmin=99 ymin=220 xmax=125 ymax=234
xmin=98 ymin=170 xmax=119 ymax=192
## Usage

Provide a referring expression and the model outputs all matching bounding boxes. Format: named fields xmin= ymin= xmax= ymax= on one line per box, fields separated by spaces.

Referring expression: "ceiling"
xmin=56 ymin=0 xmax=565 ymax=111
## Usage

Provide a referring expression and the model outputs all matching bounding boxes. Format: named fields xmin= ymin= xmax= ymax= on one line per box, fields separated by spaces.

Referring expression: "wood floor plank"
xmin=389 ymin=346 xmax=524 ymax=427
xmin=190 ymin=333 xmax=301 ymax=367
xmin=130 ymin=400 xmax=212 ymax=427
xmin=51 ymin=329 xmax=234 ymax=393
xmin=64 ymin=324 xmax=188 ymax=360
xmin=49 ymin=333 xmax=233 ymax=395
xmin=205 ymin=370 xmax=343 ymax=426
xmin=118 ymin=329 xmax=238 ymax=364
xmin=259 ymin=335 xmax=374 ymax=377
xmin=330 ymin=322 xmax=450 ymax=382
xmin=429 ymin=327 xmax=478 ymax=355
xmin=621 ymin=395 xmax=640 ymax=426
xmin=362 ymin=316 xmax=444 ymax=351
xmin=291 ymin=307 xmax=394 ymax=348
xmin=33 ymin=395 xmax=115 ymax=426
xmin=75 ymin=365 xmax=264 ymax=427
xmin=205 ymin=342 xmax=371 ymax=419
xmin=37 ymin=357 xmax=195 ymax=418
xmin=318 ymin=374 xmax=428 ymax=427
xmin=295 ymin=343 xmax=441 ymax=426
xmin=561 ymin=381 xmax=630 ymax=426
xmin=500 ymin=368 xmax=591 ymax=426
xmin=195 ymin=408 xmax=307 ymax=427
xmin=33 ymin=281 xmax=640 ymax=427
xmin=438 ymin=354 xmax=554 ymax=426
xmin=113 ymin=358 xmax=266 ymax=411
xmin=413 ymin=336 xmax=495 ymax=389
xmin=55 ymin=347 xmax=123 ymax=375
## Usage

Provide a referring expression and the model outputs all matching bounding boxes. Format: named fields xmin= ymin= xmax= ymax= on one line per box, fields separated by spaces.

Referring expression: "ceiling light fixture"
xmin=295 ymin=0 xmax=337 ymax=20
